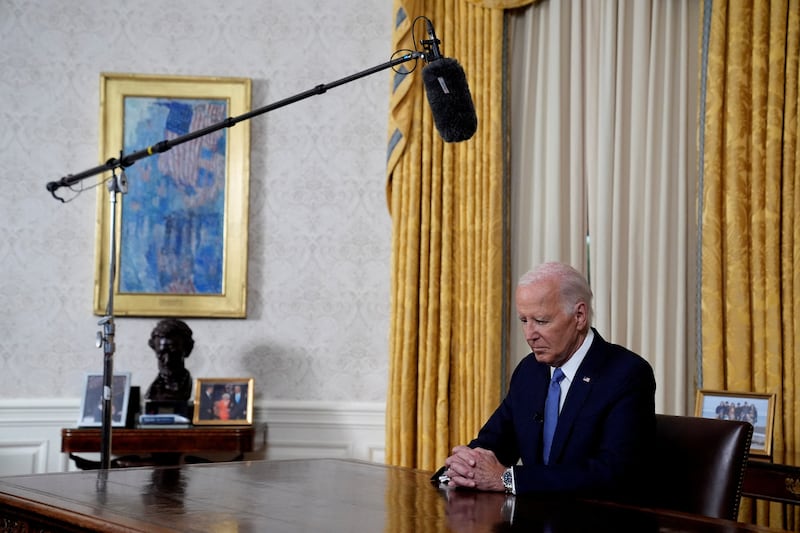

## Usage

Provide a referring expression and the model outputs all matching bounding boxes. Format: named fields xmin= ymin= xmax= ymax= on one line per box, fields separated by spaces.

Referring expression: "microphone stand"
xmin=46 ymin=50 xmax=425 ymax=470
xmin=95 ymin=168 xmax=126 ymax=470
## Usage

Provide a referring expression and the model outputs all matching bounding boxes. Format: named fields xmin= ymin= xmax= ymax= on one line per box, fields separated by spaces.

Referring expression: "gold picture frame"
xmin=94 ymin=73 xmax=251 ymax=317
xmin=695 ymin=389 xmax=776 ymax=458
xmin=193 ymin=377 xmax=254 ymax=425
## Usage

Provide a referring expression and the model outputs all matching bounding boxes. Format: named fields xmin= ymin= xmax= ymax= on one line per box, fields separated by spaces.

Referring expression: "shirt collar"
xmin=552 ymin=328 xmax=594 ymax=383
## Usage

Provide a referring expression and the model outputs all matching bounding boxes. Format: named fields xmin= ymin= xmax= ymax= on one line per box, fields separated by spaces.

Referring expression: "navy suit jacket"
xmin=469 ymin=329 xmax=656 ymax=498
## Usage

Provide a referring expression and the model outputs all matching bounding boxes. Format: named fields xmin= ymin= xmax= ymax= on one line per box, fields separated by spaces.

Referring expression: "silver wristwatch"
xmin=501 ymin=467 xmax=513 ymax=493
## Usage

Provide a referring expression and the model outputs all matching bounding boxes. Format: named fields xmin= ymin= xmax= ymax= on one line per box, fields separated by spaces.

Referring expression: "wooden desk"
xmin=61 ymin=424 xmax=266 ymax=468
xmin=0 ymin=459 xmax=790 ymax=532
xmin=743 ymin=452 xmax=800 ymax=505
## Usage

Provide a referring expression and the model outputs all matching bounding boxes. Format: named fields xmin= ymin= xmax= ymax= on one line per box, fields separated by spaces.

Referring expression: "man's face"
xmin=515 ymin=279 xmax=587 ymax=367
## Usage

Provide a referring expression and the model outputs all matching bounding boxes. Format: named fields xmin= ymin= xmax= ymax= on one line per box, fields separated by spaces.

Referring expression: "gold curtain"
xmin=385 ymin=0 xmax=532 ymax=470
xmin=700 ymin=0 xmax=799 ymax=528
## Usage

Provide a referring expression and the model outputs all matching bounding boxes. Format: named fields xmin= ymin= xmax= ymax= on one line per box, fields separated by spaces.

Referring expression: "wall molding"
xmin=0 ymin=399 xmax=386 ymax=476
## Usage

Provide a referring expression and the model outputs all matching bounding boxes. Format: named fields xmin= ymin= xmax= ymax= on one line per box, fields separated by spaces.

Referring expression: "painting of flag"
xmin=94 ymin=73 xmax=251 ymax=317
xmin=120 ymin=97 xmax=227 ymax=295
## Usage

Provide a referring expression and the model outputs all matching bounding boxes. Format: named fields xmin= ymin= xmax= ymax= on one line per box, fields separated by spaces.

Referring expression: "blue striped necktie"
xmin=543 ymin=367 xmax=565 ymax=465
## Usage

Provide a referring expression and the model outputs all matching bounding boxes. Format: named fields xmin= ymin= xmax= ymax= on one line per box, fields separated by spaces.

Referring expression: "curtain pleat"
xmin=784 ymin=0 xmax=800 ymax=488
xmin=700 ymin=0 xmax=800 ymax=527
xmin=386 ymin=0 xmax=507 ymax=471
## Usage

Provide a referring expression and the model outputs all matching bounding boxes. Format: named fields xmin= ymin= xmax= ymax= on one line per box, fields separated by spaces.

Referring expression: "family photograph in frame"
xmin=78 ymin=372 xmax=132 ymax=428
xmin=695 ymin=389 xmax=776 ymax=457
xmin=93 ymin=73 xmax=252 ymax=318
xmin=193 ymin=378 xmax=254 ymax=425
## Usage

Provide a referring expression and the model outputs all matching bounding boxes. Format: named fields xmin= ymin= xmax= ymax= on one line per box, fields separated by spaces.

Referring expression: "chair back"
xmin=648 ymin=414 xmax=753 ymax=520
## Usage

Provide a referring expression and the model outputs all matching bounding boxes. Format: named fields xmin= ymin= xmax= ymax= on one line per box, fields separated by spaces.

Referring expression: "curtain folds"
xmin=385 ymin=0 xmax=507 ymax=470
xmin=699 ymin=0 xmax=799 ymax=528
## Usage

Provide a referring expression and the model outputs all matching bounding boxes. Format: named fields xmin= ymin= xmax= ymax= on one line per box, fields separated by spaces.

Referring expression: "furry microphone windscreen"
xmin=421 ymin=57 xmax=478 ymax=143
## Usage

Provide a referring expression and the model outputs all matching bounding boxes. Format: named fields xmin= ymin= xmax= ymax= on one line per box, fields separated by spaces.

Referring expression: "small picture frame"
xmin=193 ymin=378 xmax=254 ymax=425
xmin=695 ymin=389 xmax=776 ymax=457
xmin=78 ymin=372 xmax=132 ymax=428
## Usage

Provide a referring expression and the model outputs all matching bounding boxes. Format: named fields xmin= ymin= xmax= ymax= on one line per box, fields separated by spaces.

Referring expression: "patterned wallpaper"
xmin=0 ymin=0 xmax=394 ymax=402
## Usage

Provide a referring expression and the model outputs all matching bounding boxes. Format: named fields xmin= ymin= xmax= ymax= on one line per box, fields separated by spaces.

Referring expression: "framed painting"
xmin=78 ymin=372 xmax=132 ymax=428
xmin=193 ymin=377 xmax=254 ymax=425
xmin=695 ymin=389 xmax=776 ymax=457
xmin=93 ymin=73 xmax=251 ymax=317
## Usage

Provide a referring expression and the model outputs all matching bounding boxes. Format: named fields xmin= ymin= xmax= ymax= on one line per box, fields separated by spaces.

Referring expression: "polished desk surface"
xmin=0 ymin=459 xmax=790 ymax=533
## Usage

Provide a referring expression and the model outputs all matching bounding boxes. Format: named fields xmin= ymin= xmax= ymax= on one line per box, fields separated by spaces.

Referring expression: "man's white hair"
xmin=518 ymin=262 xmax=594 ymax=326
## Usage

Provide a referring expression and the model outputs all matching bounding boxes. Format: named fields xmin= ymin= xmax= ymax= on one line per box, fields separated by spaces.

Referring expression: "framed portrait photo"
xmin=78 ymin=372 xmax=132 ymax=428
xmin=193 ymin=377 xmax=254 ymax=425
xmin=93 ymin=72 xmax=252 ymax=318
xmin=695 ymin=389 xmax=776 ymax=457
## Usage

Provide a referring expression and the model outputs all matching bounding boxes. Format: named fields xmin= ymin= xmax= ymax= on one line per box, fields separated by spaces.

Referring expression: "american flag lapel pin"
xmin=582 ymin=376 xmax=591 ymax=383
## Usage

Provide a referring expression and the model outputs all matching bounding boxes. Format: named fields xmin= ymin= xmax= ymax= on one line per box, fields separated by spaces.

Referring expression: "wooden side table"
xmin=743 ymin=452 xmax=800 ymax=505
xmin=61 ymin=424 xmax=267 ymax=469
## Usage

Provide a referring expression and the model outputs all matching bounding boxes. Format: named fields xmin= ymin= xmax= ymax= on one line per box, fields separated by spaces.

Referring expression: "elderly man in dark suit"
xmin=439 ymin=262 xmax=656 ymax=500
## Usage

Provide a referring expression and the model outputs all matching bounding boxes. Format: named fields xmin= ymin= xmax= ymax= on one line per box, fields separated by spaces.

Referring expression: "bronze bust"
xmin=145 ymin=319 xmax=194 ymax=402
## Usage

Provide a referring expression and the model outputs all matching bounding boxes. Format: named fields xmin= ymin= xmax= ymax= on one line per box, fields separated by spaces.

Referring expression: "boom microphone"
xmin=420 ymin=20 xmax=478 ymax=143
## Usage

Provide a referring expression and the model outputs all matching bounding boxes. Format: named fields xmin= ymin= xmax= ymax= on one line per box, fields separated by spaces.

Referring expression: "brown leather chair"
xmin=646 ymin=413 xmax=753 ymax=520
